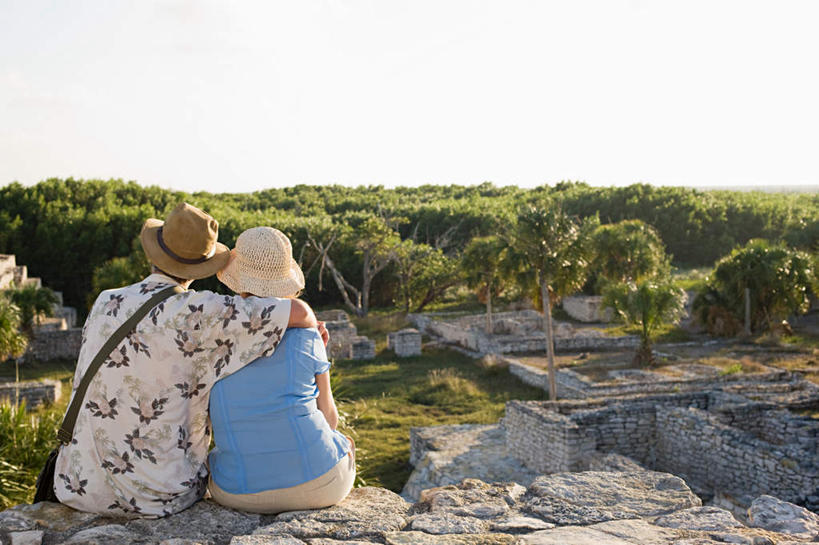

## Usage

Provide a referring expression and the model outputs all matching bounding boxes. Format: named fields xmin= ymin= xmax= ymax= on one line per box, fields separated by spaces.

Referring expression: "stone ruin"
xmin=316 ymin=309 xmax=375 ymax=361
xmin=0 ymin=254 xmax=78 ymax=407
xmin=387 ymin=328 xmax=422 ymax=357
xmin=406 ymin=366 xmax=819 ymax=520
xmin=409 ymin=309 xmax=640 ymax=355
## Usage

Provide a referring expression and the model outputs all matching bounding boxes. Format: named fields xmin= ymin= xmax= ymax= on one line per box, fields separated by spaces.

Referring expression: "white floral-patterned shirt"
xmin=54 ymin=274 xmax=290 ymax=517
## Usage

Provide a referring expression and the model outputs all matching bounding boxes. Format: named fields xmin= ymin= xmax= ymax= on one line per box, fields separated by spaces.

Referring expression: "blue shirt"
xmin=208 ymin=328 xmax=350 ymax=494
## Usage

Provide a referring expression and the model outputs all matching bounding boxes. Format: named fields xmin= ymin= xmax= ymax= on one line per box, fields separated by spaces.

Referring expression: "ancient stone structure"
xmin=0 ymin=254 xmax=81 ymax=362
xmin=561 ymin=295 xmax=614 ymax=323
xmin=505 ymin=356 xmax=819 ymax=402
xmin=0 ymin=379 xmax=61 ymax=408
xmin=409 ymin=310 xmax=640 ymax=355
xmin=0 ymin=254 xmax=41 ymax=290
xmin=351 ymin=336 xmax=376 ymax=360
xmin=2 ymin=471 xmax=817 ymax=544
xmin=504 ymin=386 xmax=819 ymax=512
xmin=388 ymin=328 xmax=422 ymax=357
xmin=315 ymin=309 xmax=376 ymax=361
xmin=24 ymin=329 xmax=83 ymax=362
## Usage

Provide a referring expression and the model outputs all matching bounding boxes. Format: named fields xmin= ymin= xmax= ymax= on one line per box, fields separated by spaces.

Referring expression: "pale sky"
xmin=1 ymin=1 xmax=818 ymax=193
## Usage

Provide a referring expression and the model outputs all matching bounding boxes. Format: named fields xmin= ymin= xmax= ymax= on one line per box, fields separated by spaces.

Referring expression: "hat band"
xmin=157 ymin=227 xmax=212 ymax=265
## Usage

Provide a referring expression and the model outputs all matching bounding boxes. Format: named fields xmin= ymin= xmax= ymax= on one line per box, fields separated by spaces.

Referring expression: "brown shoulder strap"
xmin=56 ymin=284 xmax=185 ymax=444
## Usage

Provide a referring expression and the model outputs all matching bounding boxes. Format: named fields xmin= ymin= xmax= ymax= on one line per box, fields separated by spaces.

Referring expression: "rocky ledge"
xmin=1 ymin=471 xmax=817 ymax=545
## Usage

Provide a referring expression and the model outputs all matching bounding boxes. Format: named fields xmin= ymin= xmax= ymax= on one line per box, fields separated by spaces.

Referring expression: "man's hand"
xmin=317 ymin=321 xmax=330 ymax=347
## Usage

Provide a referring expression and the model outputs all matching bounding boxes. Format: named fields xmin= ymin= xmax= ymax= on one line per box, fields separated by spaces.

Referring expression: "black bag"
xmin=31 ymin=285 xmax=184 ymax=504
xmin=33 ymin=447 xmax=60 ymax=503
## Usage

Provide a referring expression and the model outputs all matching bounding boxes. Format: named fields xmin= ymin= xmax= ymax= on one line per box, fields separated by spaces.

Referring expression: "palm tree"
xmin=603 ymin=280 xmax=686 ymax=366
xmin=0 ymin=298 xmax=28 ymax=405
xmin=462 ymin=236 xmax=508 ymax=334
xmin=511 ymin=202 xmax=595 ymax=399
xmin=6 ymin=284 xmax=59 ymax=334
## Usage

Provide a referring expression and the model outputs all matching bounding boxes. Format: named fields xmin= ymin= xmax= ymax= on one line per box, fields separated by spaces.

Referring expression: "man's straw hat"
xmin=140 ymin=202 xmax=230 ymax=280
xmin=217 ymin=227 xmax=305 ymax=297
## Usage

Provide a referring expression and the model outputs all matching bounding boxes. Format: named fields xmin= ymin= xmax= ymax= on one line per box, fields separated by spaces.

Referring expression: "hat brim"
xmin=140 ymin=218 xmax=231 ymax=280
xmin=217 ymin=251 xmax=305 ymax=297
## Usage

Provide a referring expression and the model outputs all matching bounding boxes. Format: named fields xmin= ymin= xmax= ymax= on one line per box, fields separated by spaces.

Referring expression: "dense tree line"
xmin=0 ymin=178 xmax=816 ymax=315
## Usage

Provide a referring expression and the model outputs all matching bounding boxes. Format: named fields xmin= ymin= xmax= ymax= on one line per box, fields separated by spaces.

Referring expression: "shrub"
xmin=0 ymin=400 xmax=62 ymax=508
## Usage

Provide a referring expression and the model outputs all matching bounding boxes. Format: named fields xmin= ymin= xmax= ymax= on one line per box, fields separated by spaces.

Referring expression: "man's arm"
xmin=288 ymin=298 xmax=318 ymax=329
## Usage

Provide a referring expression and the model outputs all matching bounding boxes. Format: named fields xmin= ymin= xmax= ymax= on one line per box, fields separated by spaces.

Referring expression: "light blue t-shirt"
xmin=208 ymin=327 xmax=350 ymax=494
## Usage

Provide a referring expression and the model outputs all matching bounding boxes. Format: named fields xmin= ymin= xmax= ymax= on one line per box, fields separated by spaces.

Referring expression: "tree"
xmin=696 ymin=239 xmax=816 ymax=334
xmin=462 ymin=236 xmax=508 ymax=333
xmin=603 ymin=280 xmax=687 ymax=366
xmin=0 ymin=298 xmax=28 ymax=401
xmin=588 ymin=219 xmax=670 ymax=292
xmin=5 ymin=284 xmax=59 ymax=334
xmin=511 ymin=202 xmax=595 ymax=400
xmin=89 ymin=238 xmax=151 ymax=307
xmin=306 ymin=215 xmax=401 ymax=317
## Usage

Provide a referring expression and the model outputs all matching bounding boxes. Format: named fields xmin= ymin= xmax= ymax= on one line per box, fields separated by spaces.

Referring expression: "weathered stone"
xmin=307 ymin=537 xmax=379 ymax=545
xmin=255 ymin=487 xmax=410 ymax=541
xmin=8 ymin=530 xmax=44 ymax=545
xmin=125 ymin=500 xmax=260 ymax=543
xmin=586 ymin=518 xmax=684 ymax=545
xmin=60 ymin=524 xmax=145 ymax=545
xmin=522 ymin=526 xmax=635 ymax=545
xmin=747 ymin=495 xmax=819 ymax=540
xmin=404 ymin=425 xmax=537 ymax=500
xmin=526 ymin=472 xmax=701 ymax=520
xmin=384 ymin=531 xmax=522 ymax=545
xmin=419 ymin=480 xmax=522 ymax=512
xmin=653 ymin=506 xmax=745 ymax=531
xmin=230 ymin=536 xmax=307 ymax=545
xmin=409 ymin=513 xmax=488 ymax=534
xmin=488 ymin=516 xmax=554 ymax=533
xmin=0 ymin=502 xmax=103 ymax=532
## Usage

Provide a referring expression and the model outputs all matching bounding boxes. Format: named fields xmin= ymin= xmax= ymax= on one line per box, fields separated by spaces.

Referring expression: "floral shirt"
xmin=54 ymin=274 xmax=290 ymax=517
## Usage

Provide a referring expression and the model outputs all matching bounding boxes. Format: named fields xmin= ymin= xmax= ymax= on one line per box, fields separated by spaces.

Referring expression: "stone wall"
xmin=504 ymin=356 xmax=816 ymax=401
xmin=409 ymin=311 xmax=640 ymax=355
xmin=502 ymin=400 xmax=596 ymax=473
xmin=655 ymin=406 xmax=818 ymax=506
xmin=504 ymin=390 xmax=819 ymax=510
xmin=0 ymin=379 xmax=62 ymax=408
xmin=25 ymin=328 xmax=83 ymax=362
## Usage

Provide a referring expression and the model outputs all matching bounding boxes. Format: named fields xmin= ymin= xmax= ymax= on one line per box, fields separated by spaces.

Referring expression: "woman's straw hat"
xmin=140 ymin=202 xmax=230 ymax=280
xmin=217 ymin=227 xmax=305 ymax=297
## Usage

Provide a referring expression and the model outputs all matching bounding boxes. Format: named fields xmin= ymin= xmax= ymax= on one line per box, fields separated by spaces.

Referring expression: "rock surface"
xmin=0 ymin=473 xmax=815 ymax=545
xmin=402 ymin=424 xmax=538 ymax=501
xmin=748 ymin=494 xmax=819 ymax=541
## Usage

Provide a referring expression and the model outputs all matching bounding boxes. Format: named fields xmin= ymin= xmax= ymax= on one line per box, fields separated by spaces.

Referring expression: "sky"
xmin=1 ymin=1 xmax=818 ymax=193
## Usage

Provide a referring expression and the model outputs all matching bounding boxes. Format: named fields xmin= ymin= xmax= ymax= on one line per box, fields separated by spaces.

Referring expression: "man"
xmin=54 ymin=203 xmax=321 ymax=517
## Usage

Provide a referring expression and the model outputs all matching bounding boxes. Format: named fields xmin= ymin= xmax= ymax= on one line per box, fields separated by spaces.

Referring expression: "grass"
xmin=332 ymin=346 xmax=546 ymax=492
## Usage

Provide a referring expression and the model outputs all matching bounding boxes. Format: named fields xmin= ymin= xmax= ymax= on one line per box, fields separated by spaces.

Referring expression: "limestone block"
xmin=561 ymin=295 xmax=614 ymax=323
xmin=387 ymin=328 xmax=422 ymax=357
xmin=350 ymin=336 xmax=375 ymax=360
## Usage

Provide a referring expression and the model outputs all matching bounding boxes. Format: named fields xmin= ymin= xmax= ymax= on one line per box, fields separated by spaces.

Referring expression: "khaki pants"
xmin=208 ymin=453 xmax=355 ymax=514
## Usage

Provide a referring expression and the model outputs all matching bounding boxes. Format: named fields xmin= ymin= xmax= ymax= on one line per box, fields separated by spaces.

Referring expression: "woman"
xmin=207 ymin=226 xmax=354 ymax=513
